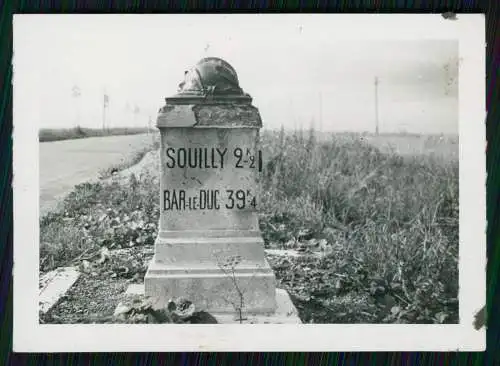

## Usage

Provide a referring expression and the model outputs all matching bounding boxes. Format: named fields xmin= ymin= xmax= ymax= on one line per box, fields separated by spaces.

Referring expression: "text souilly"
xmin=165 ymin=147 xmax=227 ymax=169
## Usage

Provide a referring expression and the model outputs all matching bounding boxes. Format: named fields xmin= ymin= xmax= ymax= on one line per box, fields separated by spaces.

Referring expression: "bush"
xmin=40 ymin=171 xmax=160 ymax=272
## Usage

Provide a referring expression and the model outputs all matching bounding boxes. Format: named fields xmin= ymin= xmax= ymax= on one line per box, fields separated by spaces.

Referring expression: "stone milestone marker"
xmin=143 ymin=58 xmax=299 ymax=322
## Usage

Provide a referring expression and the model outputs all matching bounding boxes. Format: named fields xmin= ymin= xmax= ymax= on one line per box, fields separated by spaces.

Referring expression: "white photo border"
xmin=13 ymin=14 xmax=485 ymax=352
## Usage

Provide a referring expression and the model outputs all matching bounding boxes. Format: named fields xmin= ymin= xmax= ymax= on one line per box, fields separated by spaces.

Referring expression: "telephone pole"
xmin=374 ymin=76 xmax=380 ymax=135
xmin=102 ymin=92 xmax=108 ymax=131
xmin=148 ymin=115 xmax=155 ymax=144
xmin=71 ymin=85 xmax=81 ymax=127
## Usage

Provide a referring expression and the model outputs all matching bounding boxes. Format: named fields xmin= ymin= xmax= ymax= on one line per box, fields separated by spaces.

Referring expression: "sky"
xmin=14 ymin=15 xmax=458 ymax=134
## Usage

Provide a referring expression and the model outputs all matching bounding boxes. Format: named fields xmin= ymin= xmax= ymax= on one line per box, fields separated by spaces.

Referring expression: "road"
xmin=39 ymin=133 xmax=155 ymax=217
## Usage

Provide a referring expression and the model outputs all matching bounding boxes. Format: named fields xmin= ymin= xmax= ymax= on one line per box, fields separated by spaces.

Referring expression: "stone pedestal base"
xmin=118 ymin=284 xmax=302 ymax=324
xmin=144 ymin=258 xmax=276 ymax=313
xmin=144 ymin=232 xmax=277 ymax=314
xmin=213 ymin=288 xmax=302 ymax=324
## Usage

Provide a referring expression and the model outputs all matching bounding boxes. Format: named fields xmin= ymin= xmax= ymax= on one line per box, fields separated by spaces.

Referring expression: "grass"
xmin=39 ymin=126 xmax=152 ymax=142
xmin=39 ymin=127 xmax=459 ymax=324
xmin=259 ymin=128 xmax=458 ymax=323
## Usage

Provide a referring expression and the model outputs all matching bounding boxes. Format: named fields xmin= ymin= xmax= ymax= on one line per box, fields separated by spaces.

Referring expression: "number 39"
xmin=226 ymin=189 xmax=246 ymax=209
xmin=226 ymin=190 xmax=257 ymax=210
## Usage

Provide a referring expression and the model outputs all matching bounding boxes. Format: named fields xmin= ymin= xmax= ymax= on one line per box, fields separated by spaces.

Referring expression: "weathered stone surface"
xmin=39 ymin=267 xmax=80 ymax=314
xmin=157 ymin=105 xmax=198 ymax=128
xmin=145 ymin=262 xmax=276 ymax=313
xmin=163 ymin=94 xmax=253 ymax=106
xmin=145 ymin=123 xmax=276 ymax=312
xmin=213 ymin=289 xmax=302 ymax=324
xmin=153 ymin=235 xmax=266 ymax=264
xmin=145 ymin=57 xmax=288 ymax=315
xmin=177 ymin=57 xmax=245 ymax=97
xmin=193 ymin=104 xmax=262 ymax=128
xmin=157 ymin=104 xmax=261 ymax=128
xmin=157 ymin=128 xmax=261 ymax=232
xmin=118 ymin=285 xmax=301 ymax=324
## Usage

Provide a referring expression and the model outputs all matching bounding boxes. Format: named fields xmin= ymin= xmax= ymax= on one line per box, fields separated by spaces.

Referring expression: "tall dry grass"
xmin=258 ymin=127 xmax=459 ymax=322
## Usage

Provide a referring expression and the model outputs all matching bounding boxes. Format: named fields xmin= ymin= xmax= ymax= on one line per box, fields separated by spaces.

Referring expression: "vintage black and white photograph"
xmin=13 ymin=14 xmax=485 ymax=351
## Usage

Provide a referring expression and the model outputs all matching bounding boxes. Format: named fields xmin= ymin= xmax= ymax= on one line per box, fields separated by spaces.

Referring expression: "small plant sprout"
xmin=217 ymin=255 xmax=247 ymax=323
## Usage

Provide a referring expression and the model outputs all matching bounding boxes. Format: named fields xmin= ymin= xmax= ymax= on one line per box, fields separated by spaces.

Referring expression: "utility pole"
xmin=102 ymin=91 xmax=109 ymax=131
xmin=374 ymin=76 xmax=380 ymax=135
xmin=71 ymin=85 xmax=81 ymax=127
xmin=148 ymin=115 xmax=155 ymax=144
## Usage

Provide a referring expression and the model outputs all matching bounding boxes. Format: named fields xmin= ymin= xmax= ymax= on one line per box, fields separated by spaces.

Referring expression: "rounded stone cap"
xmin=167 ymin=57 xmax=252 ymax=104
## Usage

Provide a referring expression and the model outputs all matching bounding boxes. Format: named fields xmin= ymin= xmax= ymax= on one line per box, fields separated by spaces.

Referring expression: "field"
xmin=39 ymin=129 xmax=459 ymax=324
xmin=361 ymin=133 xmax=458 ymax=160
xmin=39 ymin=126 xmax=152 ymax=142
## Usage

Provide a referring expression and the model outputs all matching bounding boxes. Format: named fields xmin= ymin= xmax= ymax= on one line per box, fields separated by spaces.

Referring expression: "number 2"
xmin=234 ymin=148 xmax=244 ymax=168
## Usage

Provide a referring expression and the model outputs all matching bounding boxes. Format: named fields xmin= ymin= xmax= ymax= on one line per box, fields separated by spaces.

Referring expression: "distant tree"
xmin=71 ymin=85 xmax=81 ymax=98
